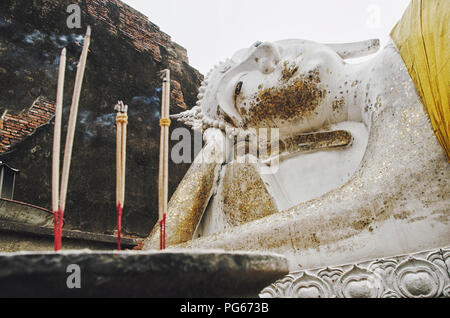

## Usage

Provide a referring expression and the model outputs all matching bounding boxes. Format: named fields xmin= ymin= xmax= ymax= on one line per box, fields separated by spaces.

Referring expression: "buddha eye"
xmin=235 ymin=81 xmax=243 ymax=95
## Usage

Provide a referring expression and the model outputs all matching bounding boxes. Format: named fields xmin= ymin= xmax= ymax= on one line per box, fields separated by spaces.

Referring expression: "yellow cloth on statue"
xmin=390 ymin=0 xmax=450 ymax=161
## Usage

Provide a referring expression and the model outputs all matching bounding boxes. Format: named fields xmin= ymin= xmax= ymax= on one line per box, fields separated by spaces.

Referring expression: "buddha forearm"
xmin=144 ymin=128 xmax=230 ymax=249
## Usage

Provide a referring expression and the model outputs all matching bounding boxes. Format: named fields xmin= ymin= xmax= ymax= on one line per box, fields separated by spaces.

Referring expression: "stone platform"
xmin=0 ymin=249 xmax=288 ymax=298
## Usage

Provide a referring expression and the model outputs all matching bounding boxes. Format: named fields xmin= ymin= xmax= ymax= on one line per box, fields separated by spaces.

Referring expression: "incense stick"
xmin=115 ymin=101 xmax=128 ymax=250
xmin=59 ymin=26 xmax=91 ymax=212
xmin=121 ymin=115 xmax=127 ymax=206
xmin=52 ymin=48 xmax=66 ymax=251
xmin=116 ymin=117 xmax=122 ymax=207
xmin=163 ymin=75 xmax=170 ymax=215
xmin=57 ymin=26 xmax=91 ymax=250
xmin=158 ymin=69 xmax=170 ymax=249
xmin=116 ymin=118 xmax=122 ymax=250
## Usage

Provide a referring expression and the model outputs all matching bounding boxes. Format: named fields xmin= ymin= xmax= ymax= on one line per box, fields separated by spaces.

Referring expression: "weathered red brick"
xmin=0 ymin=96 xmax=55 ymax=154
xmin=85 ymin=0 xmax=189 ymax=64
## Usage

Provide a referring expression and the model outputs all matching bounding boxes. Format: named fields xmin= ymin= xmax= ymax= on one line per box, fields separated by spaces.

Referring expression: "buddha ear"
xmin=325 ymin=39 xmax=380 ymax=59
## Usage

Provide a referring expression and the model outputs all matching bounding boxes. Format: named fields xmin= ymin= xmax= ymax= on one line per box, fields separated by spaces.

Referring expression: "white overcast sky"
xmin=122 ymin=0 xmax=411 ymax=74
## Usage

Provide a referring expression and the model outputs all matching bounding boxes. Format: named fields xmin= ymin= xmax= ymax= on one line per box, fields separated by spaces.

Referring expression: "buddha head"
xmin=174 ymin=38 xmax=380 ymax=139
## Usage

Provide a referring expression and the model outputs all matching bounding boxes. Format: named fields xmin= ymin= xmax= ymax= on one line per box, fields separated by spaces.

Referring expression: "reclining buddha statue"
xmin=144 ymin=0 xmax=449 ymax=284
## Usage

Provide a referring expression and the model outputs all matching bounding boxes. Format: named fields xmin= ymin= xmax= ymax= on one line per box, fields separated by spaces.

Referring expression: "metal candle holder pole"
xmin=158 ymin=69 xmax=171 ymax=250
xmin=52 ymin=26 xmax=91 ymax=251
xmin=114 ymin=101 xmax=128 ymax=250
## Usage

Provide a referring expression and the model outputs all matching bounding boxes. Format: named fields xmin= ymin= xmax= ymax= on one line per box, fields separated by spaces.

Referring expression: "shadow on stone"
xmin=0 ymin=249 xmax=289 ymax=298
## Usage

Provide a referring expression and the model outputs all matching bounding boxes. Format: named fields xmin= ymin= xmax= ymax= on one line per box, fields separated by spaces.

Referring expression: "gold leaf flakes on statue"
xmin=242 ymin=68 xmax=326 ymax=128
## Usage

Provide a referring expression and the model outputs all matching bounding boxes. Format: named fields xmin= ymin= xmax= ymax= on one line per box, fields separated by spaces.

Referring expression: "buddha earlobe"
xmin=325 ymin=39 xmax=380 ymax=59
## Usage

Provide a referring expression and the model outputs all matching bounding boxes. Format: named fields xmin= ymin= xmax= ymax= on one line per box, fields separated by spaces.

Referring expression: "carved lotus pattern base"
xmin=260 ymin=247 xmax=450 ymax=298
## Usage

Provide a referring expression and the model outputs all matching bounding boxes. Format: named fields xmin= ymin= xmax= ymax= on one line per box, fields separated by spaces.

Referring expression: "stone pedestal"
xmin=260 ymin=247 xmax=450 ymax=298
xmin=0 ymin=249 xmax=288 ymax=297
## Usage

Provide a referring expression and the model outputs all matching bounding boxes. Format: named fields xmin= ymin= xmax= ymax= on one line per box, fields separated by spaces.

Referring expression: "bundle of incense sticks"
xmin=52 ymin=26 xmax=91 ymax=251
xmin=114 ymin=101 xmax=128 ymax=250
xmin=158 ymin=69 xmax=171 ymax=250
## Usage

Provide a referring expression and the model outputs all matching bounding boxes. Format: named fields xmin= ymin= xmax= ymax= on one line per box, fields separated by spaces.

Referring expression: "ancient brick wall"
xmin=0 ymin=0 xmax=203 ymax=237
xmin=0 ymin=97 xmax=55 ymax=154
xmin=86 ymin=0 xmax=184 ymax=63
xmin=85 ymin=0 xmax=195 ymax=110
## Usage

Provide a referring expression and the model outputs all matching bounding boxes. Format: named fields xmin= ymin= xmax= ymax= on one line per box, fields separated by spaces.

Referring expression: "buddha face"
xmin=193 ymin=39 xmax=379 ymax=137
xmin=205 ymin=40 xmax=348 ymax=137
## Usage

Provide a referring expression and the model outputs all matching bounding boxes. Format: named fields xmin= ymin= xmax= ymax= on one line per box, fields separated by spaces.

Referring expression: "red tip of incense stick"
xmin=53 ymin=210 xmax=59 ymax=251
xmin=117 ymin=202 xmax=123 ymax=250
xmin=59 ymin=209 xmax=64 ymax=251
xmin=159 ymin=213 xmax=166 ymax=250
xmin=53 ymin=208 xmax=64 ymax=251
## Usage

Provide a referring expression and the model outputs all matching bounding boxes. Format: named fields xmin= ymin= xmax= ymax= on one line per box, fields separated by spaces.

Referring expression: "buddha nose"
xmin=253 ymin=42 xmax=280 ymax=74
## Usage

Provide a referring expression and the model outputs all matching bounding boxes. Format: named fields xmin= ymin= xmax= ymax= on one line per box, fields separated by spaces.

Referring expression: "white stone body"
xmin=175 ymin=37 xmax=450 ymax=271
